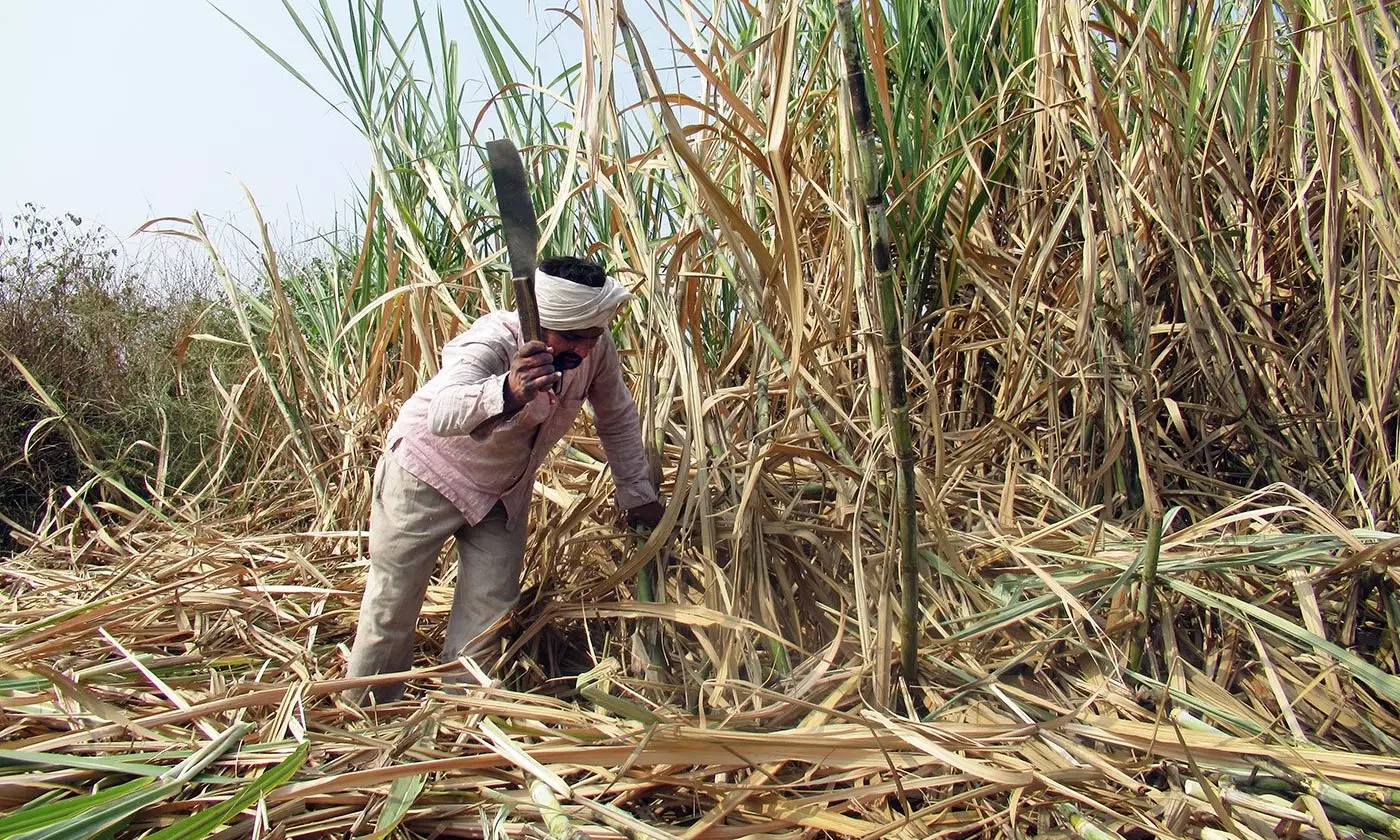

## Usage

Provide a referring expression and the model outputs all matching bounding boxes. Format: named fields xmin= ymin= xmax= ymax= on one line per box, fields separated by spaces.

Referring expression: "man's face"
xmin=542 ymin=327 xmax=605 ymax=373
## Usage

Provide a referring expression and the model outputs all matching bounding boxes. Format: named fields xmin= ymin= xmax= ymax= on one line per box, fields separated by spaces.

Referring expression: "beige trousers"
xmin=346 ymin=455 xmax=526 ymax=702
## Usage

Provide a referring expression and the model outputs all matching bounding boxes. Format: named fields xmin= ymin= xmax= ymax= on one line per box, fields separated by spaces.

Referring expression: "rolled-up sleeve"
xmin=427 ymin=339 xmax=511 ymax=437
xmin=586 ymin=336 xmax=659 ymax=509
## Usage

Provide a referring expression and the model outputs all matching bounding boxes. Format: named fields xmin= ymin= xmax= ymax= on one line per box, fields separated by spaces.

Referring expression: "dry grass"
xmin=2 ymin=479 xmax=1398 ymax=837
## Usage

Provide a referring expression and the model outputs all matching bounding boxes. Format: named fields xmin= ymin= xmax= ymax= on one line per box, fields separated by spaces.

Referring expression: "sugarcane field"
xmin=2 ymin=0 xmax=1400 ymax=837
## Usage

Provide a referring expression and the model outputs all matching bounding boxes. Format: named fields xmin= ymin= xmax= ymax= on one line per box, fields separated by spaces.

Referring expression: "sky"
xmin=0 ymin=1 xmax=540 ymax=260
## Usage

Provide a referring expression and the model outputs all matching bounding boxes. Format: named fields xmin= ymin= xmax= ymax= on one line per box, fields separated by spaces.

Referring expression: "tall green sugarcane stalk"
xmin=836 ymin=0 xmax=922 ymax=690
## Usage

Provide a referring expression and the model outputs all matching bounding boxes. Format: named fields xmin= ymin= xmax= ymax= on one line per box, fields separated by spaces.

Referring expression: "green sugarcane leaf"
xmin=12 ymin=793 xmax=67 ymax=815
xmin=0 ymin=750 xmax=179 ymax=780
xmin=1168 ymin=578 xmax=1400 ymax=705
xmin=28 ymin=781 xmax=182 ymax=840
xmin=0 ymin=749 xmax=237 ymax=784
xmin=368 ymin=771 xmax=427 ymax=839
xmin=142 ymin=743 xmax=309 ymax=840
xmin=0 ymin=778 xmax=180 ymax=840
xmin=0 ymin=725 xmax=255 ymax=839
xmin=0 ymin=777 xmax=156 ymax=838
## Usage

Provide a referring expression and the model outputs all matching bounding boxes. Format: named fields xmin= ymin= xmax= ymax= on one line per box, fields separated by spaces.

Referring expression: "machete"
xmin=486 ymin=138 xmax=543 ymax=344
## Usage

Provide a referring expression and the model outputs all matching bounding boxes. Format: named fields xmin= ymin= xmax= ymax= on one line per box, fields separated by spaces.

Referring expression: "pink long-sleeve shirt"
xmin=385 ymin=311 xmax=657 ymax=527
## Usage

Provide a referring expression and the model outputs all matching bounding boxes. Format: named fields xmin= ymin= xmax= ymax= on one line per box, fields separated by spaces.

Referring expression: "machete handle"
xmin=513 ymin=273 xmax=557 ymax=394
xmin=513 ymin=273 xmax=543 ymax=345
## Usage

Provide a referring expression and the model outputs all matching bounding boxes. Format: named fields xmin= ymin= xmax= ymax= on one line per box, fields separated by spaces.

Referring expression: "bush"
xmin=0 ymin=205 xmax=240 ymax=548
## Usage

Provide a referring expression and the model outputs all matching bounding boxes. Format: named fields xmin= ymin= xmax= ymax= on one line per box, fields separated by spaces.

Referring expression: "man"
xmin=346 ymin=256 xmax=664 ymax=702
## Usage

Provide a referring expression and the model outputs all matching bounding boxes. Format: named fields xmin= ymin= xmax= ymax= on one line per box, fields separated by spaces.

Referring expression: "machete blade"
xmin=486 ymin=139 xmax=541 ymax=282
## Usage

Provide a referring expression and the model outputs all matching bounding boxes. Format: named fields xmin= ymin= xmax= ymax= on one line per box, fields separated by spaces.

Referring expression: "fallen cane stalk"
xmin=1185 ymin=780 xmax=1314 ymax=828
xmin=531 ymin=779 xmax=585 ymax=840
xmin=1173 ymin=711 xmax=1400 ymax=837
xmin=1233 ymin=774 xmax=1400 ymax=809
xmin=1268 ymin=765 xmax=1400 ymax=838
xmin=1055 ymin=803 xmax=1125 ymax=840
xmin=166 ymin=721 xmax=255 ymax=783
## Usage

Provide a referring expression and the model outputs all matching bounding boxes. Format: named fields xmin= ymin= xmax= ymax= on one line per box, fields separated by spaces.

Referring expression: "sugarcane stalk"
xmin=1186 ymin=780 xmax=1315 ymax=827
xmin=633 ymin=527 xmax=667 ymax=684
xmin=1127 ymin=511 xmax=1164 ymax=672
xmin=836 ymin=0 xmax=921 ymax=691
xmin=1275 ymin=769 xmax=1400 ymax=837
xmin=1172 ymin=709 xmax=1400 ymax=835
xmin=164 ymin=722 xmax=254 ymax=783
xmin=1234 ymin=774 xmax=1400 ymax=809
xmin=751 ymin=338 xmax=791 ymax=676
xmin=1054 ymin=803 xmax=1125 ymax=840
xmin=1384 ymin=585 xmax=1400 ymax=669
xmin=529 ymin=779 xmax=585 ymax=840
xmin=1241 ymin=759 xmax=1400 ymax=836
xmin=1168 ymin=706 xmax=1228 ymax=735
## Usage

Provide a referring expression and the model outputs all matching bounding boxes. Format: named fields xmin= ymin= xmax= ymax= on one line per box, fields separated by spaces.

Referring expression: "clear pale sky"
xmin=1 ymin=1 xmax=542 ymax=253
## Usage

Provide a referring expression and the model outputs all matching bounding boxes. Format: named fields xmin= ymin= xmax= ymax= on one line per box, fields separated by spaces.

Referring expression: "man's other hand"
xmin=504 ymin=341 xmax=561 ymax=412
xmin=627 ymin=501 xmax=665 ymax=529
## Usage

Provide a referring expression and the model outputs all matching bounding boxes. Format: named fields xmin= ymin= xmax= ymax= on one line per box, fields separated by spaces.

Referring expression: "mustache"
xmin=553 ymin=351 xmax=583 ymax=372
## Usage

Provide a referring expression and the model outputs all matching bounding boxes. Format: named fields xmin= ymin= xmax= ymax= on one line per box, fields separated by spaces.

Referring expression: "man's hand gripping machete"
xmin=488 ymin=139 xmax=562 ymax=403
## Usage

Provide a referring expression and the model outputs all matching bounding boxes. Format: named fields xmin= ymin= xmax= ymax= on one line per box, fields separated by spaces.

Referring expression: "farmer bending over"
xmin=346 ymin=256 xmax=664 ymax=702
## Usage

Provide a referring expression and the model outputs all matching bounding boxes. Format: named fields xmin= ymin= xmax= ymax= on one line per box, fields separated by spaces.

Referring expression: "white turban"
xmin=534 ymin=268 xmax=635 ymax=331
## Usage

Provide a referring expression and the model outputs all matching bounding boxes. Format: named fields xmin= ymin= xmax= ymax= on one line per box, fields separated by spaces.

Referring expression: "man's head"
xmin=534 ymin=256 xmax=633 ymax=373
xmin=538 ymin=255 xmax=606 ymax=288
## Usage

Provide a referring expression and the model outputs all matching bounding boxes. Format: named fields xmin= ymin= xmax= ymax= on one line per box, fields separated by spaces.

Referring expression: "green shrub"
xmin=0 ymin=206 xmax=240 ymax=548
